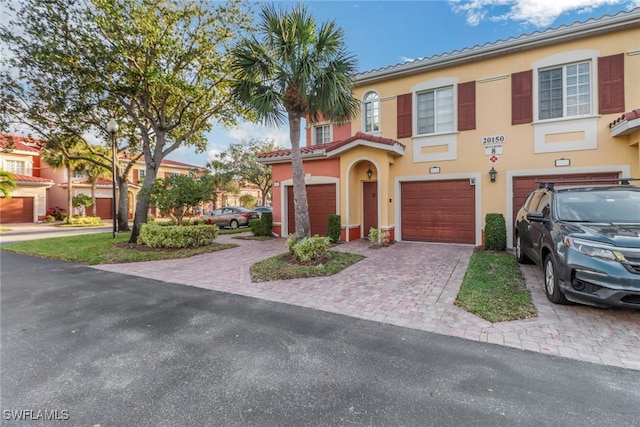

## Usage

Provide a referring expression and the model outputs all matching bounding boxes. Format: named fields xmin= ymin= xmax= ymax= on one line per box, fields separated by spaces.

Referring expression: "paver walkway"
xmin=94 ymin=233 xmax=640 ymax=370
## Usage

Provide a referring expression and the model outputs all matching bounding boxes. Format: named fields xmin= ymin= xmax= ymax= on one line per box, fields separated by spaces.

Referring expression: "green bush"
xmin=261 ymin=212 xmax=273 ymax=236
xmin=368 ymin=227 xmax=390 ymax=247
xmin=45 ymin=215 xmax=56 ymax=223
xmin=138 ymin=223 xmax=219 ymax=248
xmin=327 ymin=214 xmax=341 ymax=243
xmin=292 ymin=235 xmax=331 ymax=263
xmin=286 ymin=234 xmax=297 ymax=254
xmin=249 ymin=218 xmax=262 ymax=235
xmin=68 ymin=216 xmax=102 ymax=225
xmin=484 ymin=213 xmax=507 ymax=251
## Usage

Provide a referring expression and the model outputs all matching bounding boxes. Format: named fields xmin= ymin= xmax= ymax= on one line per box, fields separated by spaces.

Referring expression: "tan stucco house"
xmin=259 ymin=8 xmax=640 ymax=247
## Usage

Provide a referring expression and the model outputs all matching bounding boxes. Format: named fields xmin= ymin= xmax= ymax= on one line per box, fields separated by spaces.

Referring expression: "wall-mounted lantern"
xmin=489 ymin=167 xmax=498 ymax=183
xmin=366 ymin=162 xmax=373 ymax=180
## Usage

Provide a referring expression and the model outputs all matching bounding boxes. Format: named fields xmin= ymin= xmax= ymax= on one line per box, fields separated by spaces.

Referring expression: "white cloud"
xmin=450 ymin=0 xmax=633 ymax=27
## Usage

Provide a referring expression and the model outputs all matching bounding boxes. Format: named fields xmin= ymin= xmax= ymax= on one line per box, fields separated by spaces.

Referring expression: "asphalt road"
xmin=1 ymin=252 xmax=639 ymax=426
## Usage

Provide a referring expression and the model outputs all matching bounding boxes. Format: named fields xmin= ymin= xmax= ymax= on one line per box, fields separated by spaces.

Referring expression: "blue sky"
xmin=165 ymin=0 xmax=640 ymax=166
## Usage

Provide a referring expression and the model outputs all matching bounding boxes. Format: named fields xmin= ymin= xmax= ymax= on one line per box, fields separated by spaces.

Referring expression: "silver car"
xmin=202 ymin=206 xmax=259 ymax=229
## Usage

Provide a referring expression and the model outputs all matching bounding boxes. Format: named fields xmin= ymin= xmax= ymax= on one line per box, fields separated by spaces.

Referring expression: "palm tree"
xmin=0 ymin=170 xmax=17 ymax=198
xmin=231 ymin=4 xmax=359 ymax=238
xmin=41 ymin=147 xmax=75 ymax=223
xmin=75 ymin=150 xmax=110 ymax=217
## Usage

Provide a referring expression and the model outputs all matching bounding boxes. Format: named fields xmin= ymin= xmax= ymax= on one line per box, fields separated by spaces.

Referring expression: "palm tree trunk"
xmin=90 ymin=179 xmax=97 ymax=217
xmin=117 ymin=176 xmax=130 ymax=231
xmin=66 ymin=161 xmax=73 ymax=223
xmin=288 ymin=113 xmax=310 ymax=239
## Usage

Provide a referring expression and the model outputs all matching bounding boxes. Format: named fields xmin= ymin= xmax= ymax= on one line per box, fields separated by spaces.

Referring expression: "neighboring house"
xmin=46 ymin=157 xmax=207 ymax=219
xmin=259 ymin=8 xmax=640 ymax=246
xmin=0 ymin=135 xmax=54 ymax=223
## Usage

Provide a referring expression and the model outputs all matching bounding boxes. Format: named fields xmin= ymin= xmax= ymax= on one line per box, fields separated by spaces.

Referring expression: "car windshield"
xmin=555 ymin=190 xmax=640 ymax=223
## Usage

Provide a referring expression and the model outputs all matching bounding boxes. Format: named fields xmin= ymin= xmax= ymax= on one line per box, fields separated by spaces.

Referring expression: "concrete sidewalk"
xmin=94 ymin=233 xmax=640 ymax=370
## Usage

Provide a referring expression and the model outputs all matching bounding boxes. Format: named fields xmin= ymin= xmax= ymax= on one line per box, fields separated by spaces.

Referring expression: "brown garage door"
xmin=0 ymin=197 xmax=34 ymax=223
xmin=512 ymin=172 xmax=620 ymax=228
xmin=287 ymin=184 xmax=336 ymax=237
xmin=401 ymin=180 xmax=475 ymax=244
xmin=95 ymin=198 xmax=113 ymax=219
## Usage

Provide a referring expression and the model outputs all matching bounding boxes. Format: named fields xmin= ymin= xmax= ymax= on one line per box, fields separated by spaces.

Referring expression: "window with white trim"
xmin=539 ymin=61 xmax=591 ymax=120
xmin=363 ymin=91 xmax=380 ymax=133
xmin=416 ymin=86 xmax=454 ymax=134
xmin=314 ymin=124 xmax=331 ymax=145
xmin=4 ymin=160 xmax=26 ymax=175
xmin=72 ymin=170 xmax=86 ymax=179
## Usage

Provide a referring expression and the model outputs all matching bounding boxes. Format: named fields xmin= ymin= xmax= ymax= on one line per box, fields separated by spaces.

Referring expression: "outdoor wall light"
xmin=366 ymin=162 xmax=373 ymax=180
xmin=429 ymin=166 xmax=441 ymax=174
xmin=489 ymin=167 xmax=498 ymax=183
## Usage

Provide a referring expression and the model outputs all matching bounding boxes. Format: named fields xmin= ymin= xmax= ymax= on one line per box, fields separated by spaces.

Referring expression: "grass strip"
xmin=251 ymin=250 xmax=364 ymax=282
xmin=455 ymin=250 xmax=537 ymax=323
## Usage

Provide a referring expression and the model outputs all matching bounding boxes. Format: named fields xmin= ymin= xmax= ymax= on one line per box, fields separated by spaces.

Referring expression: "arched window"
xmin=363 ymin=91 xmax=380 ymax=133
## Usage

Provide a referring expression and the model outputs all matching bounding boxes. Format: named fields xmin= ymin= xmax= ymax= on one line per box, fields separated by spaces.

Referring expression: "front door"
xmin=363 ymin=181 xmax=378 ymax=237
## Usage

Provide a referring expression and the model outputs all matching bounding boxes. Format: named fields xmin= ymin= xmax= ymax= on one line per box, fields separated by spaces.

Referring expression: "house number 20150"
xmin=482 ymin=135 xmax=505 ymax=144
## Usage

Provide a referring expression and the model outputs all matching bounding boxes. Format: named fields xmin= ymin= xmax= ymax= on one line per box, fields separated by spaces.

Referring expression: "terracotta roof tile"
xmin=258 ymin=132 xmax=404 ymax=159
xmin=0 ymin=134 xmax=43 ymax=153
xmin=7 ymin=173 xmax=54 ymax=184
xmin=609 ymin=108 xmax=640 ymax=128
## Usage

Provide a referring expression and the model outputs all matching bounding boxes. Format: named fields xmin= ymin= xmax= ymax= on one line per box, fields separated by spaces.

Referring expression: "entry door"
xmin=363 ymin=181 xmax=378 ymax=236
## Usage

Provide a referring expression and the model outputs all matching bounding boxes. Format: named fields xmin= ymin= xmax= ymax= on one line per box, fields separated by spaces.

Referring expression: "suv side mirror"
xmin=526 ymin=211 xmax=547 ymax=222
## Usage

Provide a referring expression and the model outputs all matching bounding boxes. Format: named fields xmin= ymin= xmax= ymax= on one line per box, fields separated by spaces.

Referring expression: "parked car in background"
xmin=514 ymin=179 xmax=640 ymax=309
xmin=254 ymin=206 xmax=273 ymax=217
xmin=202 ymin=206 xmax=259 ymax=229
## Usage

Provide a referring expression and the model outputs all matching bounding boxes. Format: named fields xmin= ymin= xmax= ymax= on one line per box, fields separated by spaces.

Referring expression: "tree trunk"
xmin=129 ymin=162 xmax=156 ymax=243
xmin=118 ymin=176 xmax=130 ymax=232
xmin=66 ymin=162 xmax=73 ymax=223
xmin=90 ymin=179 xmax=97 ymax=217
xmin=288 ymin=113 xmax=310 ymax=239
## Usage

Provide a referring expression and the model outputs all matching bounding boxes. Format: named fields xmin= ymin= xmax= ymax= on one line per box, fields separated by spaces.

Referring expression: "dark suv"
xmin=514 ymin=179 xmax=640 ymax=308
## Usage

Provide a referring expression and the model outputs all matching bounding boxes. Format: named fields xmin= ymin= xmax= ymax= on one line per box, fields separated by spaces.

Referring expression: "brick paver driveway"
xmin=95 ymin=233 xmax=640 ymax=370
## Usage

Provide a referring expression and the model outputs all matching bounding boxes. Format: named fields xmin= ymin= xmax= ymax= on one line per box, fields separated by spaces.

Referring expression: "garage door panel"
xmin=401 ymin=180 xmax=475 ymax=244
xmin=0 ymin=197 xmax=34 ymax=223
xmin=287 ymin=184 xmax=336 ymax=236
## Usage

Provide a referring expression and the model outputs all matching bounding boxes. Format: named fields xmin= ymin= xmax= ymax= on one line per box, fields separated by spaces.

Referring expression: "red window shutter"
xmin=511 ymin=70 xmax=533 ymax=125
xmin=164 ymin=172 xmax=170 ymax=178
xmin=397 ymin=93 xmax=412 ymax=138
xmin=598 ymin=54 xmax=625 ymax=115
xmin=133 ymin=169 xmax=139 ymax=183
xmin=458 ymin=81 xmax=476 ymax=131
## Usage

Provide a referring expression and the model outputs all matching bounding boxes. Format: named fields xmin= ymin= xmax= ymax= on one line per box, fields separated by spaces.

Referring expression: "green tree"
xmin=215 ymin=138 xmax=280 ymax=206
xmin=1 ymin=0 xmax=253 ymax=243
xmin=239 ymin=194 xmax=257 ymax=209
xmin=74 ymin=145 xmax=111 ymax=217
xmin=72 ymin=194 xmax=93 ymax=217
xmin=149 ymin=174 xmax=217 ymax=224
xmin=0 ymin=170 xmax=17 ymax=198
xmin=205 ymin=160 xmax=240 ymax=209
xmin=231 ymin=4 xmax=359 ymax=238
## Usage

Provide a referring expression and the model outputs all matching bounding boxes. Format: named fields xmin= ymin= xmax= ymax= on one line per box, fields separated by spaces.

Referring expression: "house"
xmin=0 ymin=135 xmax=54 ymax=223
xmin=259 ymin=8 xmax=640 ymax=247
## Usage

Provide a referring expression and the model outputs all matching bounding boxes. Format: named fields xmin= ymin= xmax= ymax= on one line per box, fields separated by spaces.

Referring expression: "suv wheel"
xmin=544 ymin=254 xmax=569 ymax=305
xmin=515 ymin=234 xmax=531 ymax=264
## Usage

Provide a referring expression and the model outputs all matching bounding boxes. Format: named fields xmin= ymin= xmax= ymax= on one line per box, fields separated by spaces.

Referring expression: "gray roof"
xmin=353 ymin=8 xmax=640 ymax=86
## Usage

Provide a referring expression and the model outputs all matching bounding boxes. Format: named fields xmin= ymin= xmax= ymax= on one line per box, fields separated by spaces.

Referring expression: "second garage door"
xmin=0 ymin=197 xmax=34 ymax=223
xmin=287 ymin=184 xmax=336 ymax=237
xmin=95 ymin=198 xmax=113 ymax=219
xmin=401 ymin=179 xmax=475 ymax=244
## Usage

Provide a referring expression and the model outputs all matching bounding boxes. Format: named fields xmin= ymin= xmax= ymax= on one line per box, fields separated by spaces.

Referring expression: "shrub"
xmin=47 ymin=207 xmax=66 ymax=221
xmin=286 ymin=234 xmax=297 ymax=254
xmin=138 ymin=223 xmax=218 ymax=248
xmin=146 ymin=215 xmax=156 ymax=223
xmin=68 ymin=216 xmax=102 ymax=226
xmin=292 ymin=235 xmax=331 ymax=263
xmin=261 ymin=212 xmax=273 ymax=236
xmin=484 ymin=213 xmax=507 ymax=251
xmin=327 ymin=214 xmax=341 ymax=243
xmin=45 ymin=215 xmax=56 ymax=223
xmin=368 ymin=227 xmax=390 ymax=247
xmin=249 ymin=218 xmax=262 ymax=236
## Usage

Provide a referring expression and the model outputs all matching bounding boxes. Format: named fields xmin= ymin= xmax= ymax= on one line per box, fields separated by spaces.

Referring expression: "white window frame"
xmin=362 ymin=91 xmax=380 ymax=133
xmin=313 ymin=123 xmax=332 ymax=145
xmin=538 ymin=61 xmax=592 ymax=120
xmin=4 ymin=159 xmax=27 ymax=175
xmin=416 ymin=86 xmax=454 ymax=135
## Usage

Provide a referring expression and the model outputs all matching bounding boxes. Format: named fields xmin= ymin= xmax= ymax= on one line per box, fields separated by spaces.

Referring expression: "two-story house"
xmin=259 ymin=8 xmax=640 ymax=247
xmin=0 ymin=135 xmax=54 ymax=223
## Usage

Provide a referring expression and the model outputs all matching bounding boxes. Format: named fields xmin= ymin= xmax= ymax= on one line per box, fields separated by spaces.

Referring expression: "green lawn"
xmin=455 ymin=250 xmax=537 ymax=323
xmin=1 ymin=232 xmax=236 ymax=265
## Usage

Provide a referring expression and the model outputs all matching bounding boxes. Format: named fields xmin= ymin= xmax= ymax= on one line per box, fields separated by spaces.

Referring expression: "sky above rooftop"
xmin=167 ymin=0 xmax=640 ymax=167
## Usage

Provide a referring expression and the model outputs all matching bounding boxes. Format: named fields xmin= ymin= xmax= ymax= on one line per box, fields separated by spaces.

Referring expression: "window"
xmin=416 ymin=86 xmax=454 ymax=134
xmin=363 ymin=91 xmax=380 ymax=133
xmin=539 ymin=61 xmax=591 ymax=120
xmin=169 ymin=172 xmax=181 ymax=177
xmin=314 ymin=124 xmax=331 ymax=145
xmin=72 ymin=170 xmax=86 ymax=179
xmin=5 ymin=160 xmax=26 ymax=175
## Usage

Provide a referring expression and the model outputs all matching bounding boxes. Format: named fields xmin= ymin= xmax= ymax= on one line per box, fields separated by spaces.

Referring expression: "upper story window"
xmin=539 ymin=61 xmax=591 ymax=120
xmin=363 ymin=91 xmax=380 ymax=133
xmin=72 ymin=170 xmax=86 ymax=179
xmin=4 ymin=159 xmax=26 ymax=175
xmin=168 ymin=172 xmax=181 ymax=177
xmin=416 ymin=86 xmax=454 ymax=135
xmin=314 ymin=124 xmax=331 ymax=145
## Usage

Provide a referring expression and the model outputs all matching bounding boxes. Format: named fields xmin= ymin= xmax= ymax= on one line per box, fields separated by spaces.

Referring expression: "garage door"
xmin=401 ymin=180 xmax=475 ymax=244
xmin=0 ymin=197 xmax=34 ymax=223
xmin=512 ymin=172 xmax=620 ymax=228
xmin=95 ymin=198 xmax=113 ymax=219
xmin=287 ymin=184 xmax=336 ymax=236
